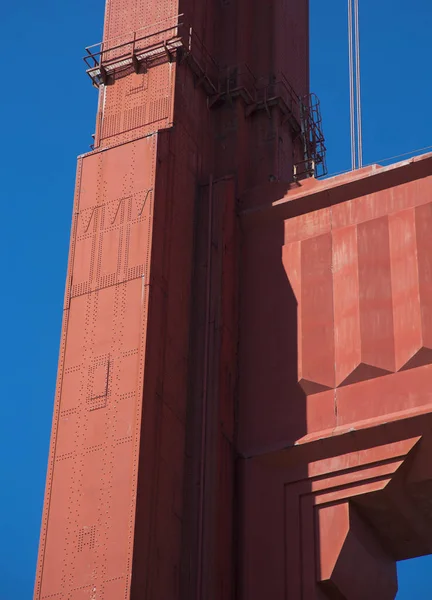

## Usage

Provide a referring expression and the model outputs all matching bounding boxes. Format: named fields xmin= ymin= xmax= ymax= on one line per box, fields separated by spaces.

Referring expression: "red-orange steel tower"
xmin=35 ymin=1 xmax=432 ymax=599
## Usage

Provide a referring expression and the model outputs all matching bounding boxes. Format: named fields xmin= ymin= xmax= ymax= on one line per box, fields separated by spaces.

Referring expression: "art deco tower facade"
xmin=35 ymin=1 xmax=432 ymax=599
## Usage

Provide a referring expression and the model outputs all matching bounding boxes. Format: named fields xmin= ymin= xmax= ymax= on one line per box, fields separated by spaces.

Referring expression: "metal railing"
xmin=83 ymin=16 xmax=327 ymax=178
xmin=84 ymin=15 xmax=186 ymax=84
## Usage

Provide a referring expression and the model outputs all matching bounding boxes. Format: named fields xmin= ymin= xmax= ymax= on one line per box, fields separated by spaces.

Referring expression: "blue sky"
xmin=0 ymin=0 xmax=431 ymax=598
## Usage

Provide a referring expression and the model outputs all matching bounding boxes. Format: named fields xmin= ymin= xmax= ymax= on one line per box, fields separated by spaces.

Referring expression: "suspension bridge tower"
xmin=34 ymin=1 xmax=432 ymax=599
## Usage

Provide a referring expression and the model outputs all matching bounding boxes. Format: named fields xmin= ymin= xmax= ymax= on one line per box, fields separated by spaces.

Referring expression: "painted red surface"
xmin=239 ymin=155 xmax=432 ymax=599
xmin=34 ymin=0 xmax=432 ymax=598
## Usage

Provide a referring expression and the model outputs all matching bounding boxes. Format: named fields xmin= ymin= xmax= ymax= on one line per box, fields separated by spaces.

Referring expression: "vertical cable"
xmin=354 ymin=0 xmax=363 ymax=168
xmin=348 ymin=0 xmax=356 ymax=170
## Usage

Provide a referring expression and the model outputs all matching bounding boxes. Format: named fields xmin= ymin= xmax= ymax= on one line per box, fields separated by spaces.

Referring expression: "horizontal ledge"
xmin=240 ymin=152 xmax=432 ymax=227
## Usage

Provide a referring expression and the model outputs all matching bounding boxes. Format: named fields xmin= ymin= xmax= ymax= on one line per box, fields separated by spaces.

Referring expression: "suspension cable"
xmin=348 ymin=0 xmax=356 ymax=171
xmin=348 ymin=0 xmax=363 ymax=170
xmin=354 ymin=0 xmax=363 ymax=167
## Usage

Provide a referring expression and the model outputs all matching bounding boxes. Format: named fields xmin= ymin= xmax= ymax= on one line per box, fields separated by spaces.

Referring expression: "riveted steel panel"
xmin=103 ymin=0 xmax=179 ymax=44
xmin=35 ymin=136 xmax=157 ymax=600
xmin=97 ymin=63 xmax=175 ymax=148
